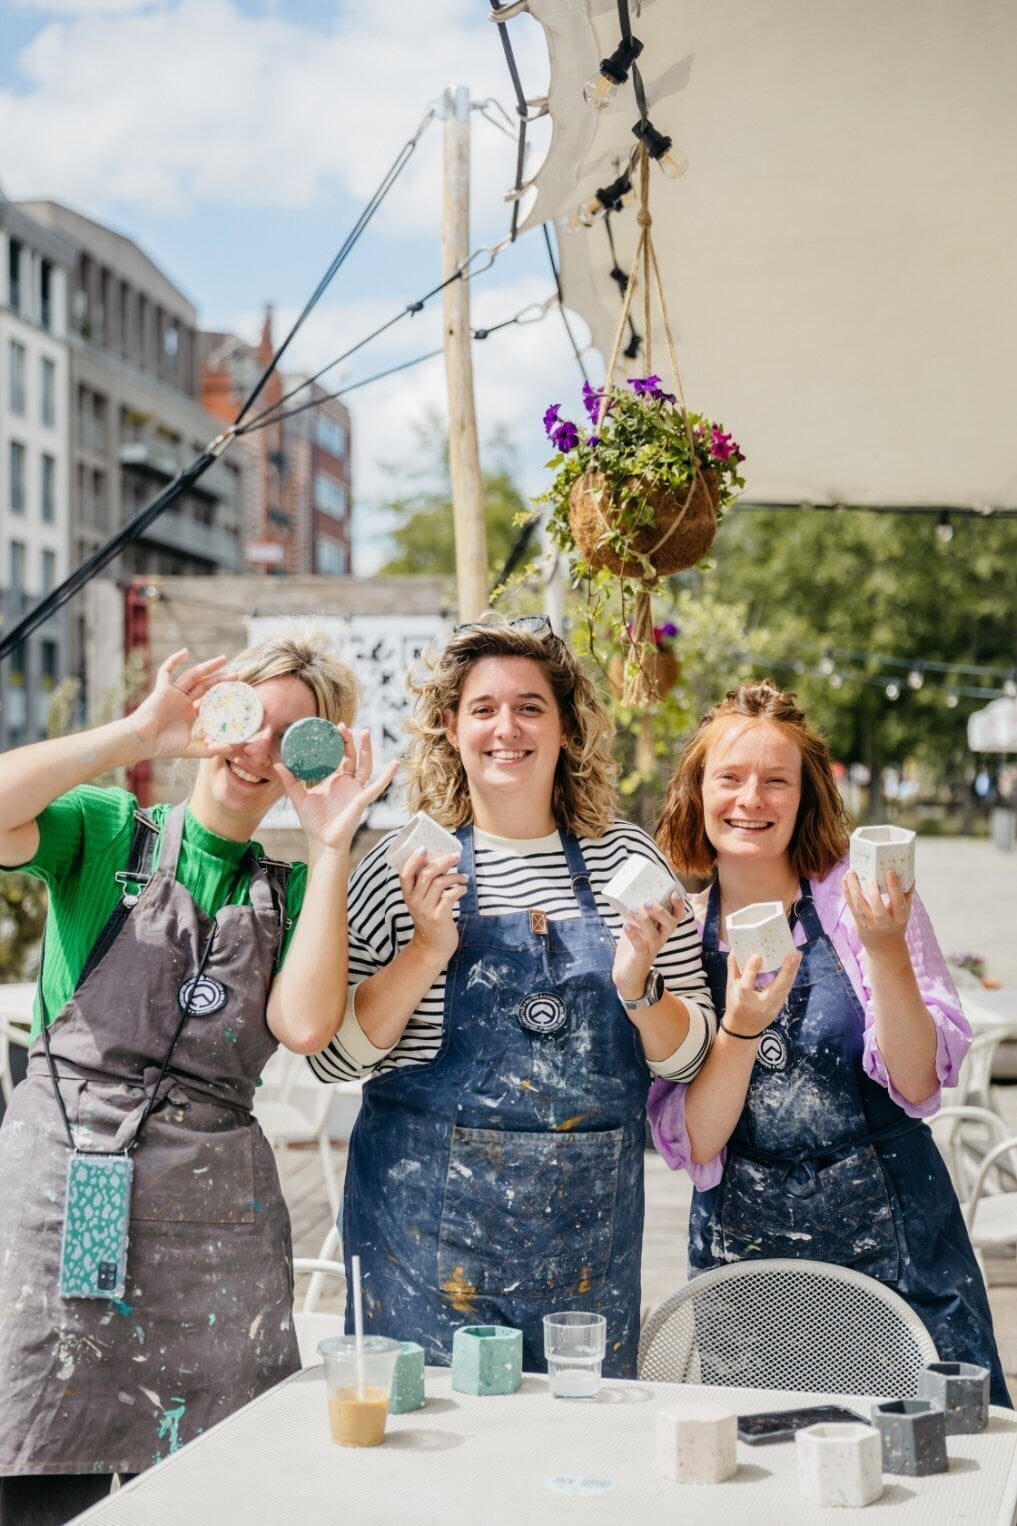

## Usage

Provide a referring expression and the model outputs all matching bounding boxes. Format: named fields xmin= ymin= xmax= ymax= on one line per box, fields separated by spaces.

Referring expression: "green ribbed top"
xmin=8 ymin=785 xmax=307 ymax=1035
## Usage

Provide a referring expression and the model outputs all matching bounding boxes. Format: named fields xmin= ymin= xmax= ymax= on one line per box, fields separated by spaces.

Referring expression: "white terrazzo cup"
xmin=726 ymin=900 xmax=797 ymax=973
xmin=602 ymin=854 xmax=683 ymax=920
xmin=849 ymin=825 xmax=916 ymax=894
xmin=656 ymin=1404 xmax=737 ymax=1484
xmin=385 ymin=812 xmax=462 ymax=873
xmin=796 ymin=1422 xmax=883 ymax=1508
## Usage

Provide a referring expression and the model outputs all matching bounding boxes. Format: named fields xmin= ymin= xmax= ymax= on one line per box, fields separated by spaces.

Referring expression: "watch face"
xmin=649 ymin=971 xmax=665 ymax=1003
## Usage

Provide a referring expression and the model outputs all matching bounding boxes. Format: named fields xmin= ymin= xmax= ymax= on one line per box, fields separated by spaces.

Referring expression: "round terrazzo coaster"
xmin=196 ymin=681 xmax=263 ymax=744
xmin=280 ymin=717 xmax=344 ymax=783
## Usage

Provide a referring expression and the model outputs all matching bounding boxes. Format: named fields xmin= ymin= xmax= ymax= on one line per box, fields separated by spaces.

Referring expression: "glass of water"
xmin=543 ymin=1311 xmax=607 ymax=1399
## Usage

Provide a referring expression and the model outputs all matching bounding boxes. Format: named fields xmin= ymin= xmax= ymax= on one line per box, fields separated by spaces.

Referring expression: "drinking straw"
xmin=351 ymin=1253 xmax=366 ymax=1399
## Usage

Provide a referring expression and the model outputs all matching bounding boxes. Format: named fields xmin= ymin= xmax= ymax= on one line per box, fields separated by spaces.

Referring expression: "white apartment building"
xmin=0 ymin=191 xmax=75 ymax=749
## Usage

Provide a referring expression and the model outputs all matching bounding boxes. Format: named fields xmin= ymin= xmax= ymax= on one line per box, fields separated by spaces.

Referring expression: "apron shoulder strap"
xmin=258 ymin=855 xmax=293 ymax=941
xmin=76 ymin=811 xmax=159 ymax=990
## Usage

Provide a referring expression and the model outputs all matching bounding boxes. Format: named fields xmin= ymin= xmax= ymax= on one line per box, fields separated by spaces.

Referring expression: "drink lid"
xmin=196 ymin=682 xmax=263 ymax=744
xmin=281 ymin=717 xmax=344 ymax=783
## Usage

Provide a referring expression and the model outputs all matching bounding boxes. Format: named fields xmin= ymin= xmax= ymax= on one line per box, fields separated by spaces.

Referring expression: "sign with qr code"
xmin=248 ymin=614 xmax=447 ymax=830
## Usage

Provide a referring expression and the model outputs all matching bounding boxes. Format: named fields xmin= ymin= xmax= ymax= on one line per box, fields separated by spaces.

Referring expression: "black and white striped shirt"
xmin=308 ymin=820 xmax=715 ymax=1085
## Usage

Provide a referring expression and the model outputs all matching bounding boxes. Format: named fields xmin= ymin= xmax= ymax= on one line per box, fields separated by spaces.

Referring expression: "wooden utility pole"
xmin=441 ymin=85 xmax=488 ymax=621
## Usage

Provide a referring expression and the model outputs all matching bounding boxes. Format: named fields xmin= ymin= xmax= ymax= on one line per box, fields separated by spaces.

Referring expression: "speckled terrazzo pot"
xmin=389 ymin=1341 xmax=426 ymax=1414
xmin=871 ymin=1398 xmax=947 ymax=1475
xmin=451 ymin=1325 xmax=522 ymax=1396
xmin=796 ymin=1422 xmax=883 ymax=1508
xmin=916 ymin=1361 xmax=990 ymax=1434
xmin=656 ymin=1404 xmax=737 ymax=1484
xmin=726 ymin=900 xmax=796 ymax=973
xmin=849 ymin=825 xmax=916 ymax=893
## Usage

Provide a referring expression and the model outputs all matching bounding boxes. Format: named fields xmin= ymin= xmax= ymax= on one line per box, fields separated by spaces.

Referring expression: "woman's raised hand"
xmin=400 ymin=849 xmax=467 ymax=967
xmin=275 ymin=726 xmax=399 ymax=855
xmin=612 ymin=889 xmax=688 ymax=1001
xmin=843 ymin=868 xmax=912 ymax=953
xmin=128 ymin=649 xmax=233 ymax=760
xmin=722 ymin=949 xmax=801 ymax=1038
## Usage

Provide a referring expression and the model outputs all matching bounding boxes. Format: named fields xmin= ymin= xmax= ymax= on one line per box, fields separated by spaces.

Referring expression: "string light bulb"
xmin=829 ymin=672 xmax=844 ymax=689
xmin=568 ymin=172 xmax=634 ymax=229
xmin=935 ymin=511 xmax=954 ymax=544
xmin=907 ymin=666 xmax=924 ymax=690
xmin=631 ymin=118 xmax=688 ymax=179
xmin=818 ymin=649 xmax=835 ymax=676
xmin=885 ymin=681 xmax=901 ymax=701
xmin=583 ymin=37 xmax=643 ymax=110
xmin=945 ymin=691 xmax=959 ymax=708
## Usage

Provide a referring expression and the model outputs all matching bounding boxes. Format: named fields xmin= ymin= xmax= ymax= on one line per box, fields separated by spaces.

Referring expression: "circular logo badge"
xmin=178 ymin=975 xmax=228 ymax=1016
xmin=517 ymin=992 xmax=567 ymax=1036
xmin=756 ymin=1026 xmax=789 ymax=1071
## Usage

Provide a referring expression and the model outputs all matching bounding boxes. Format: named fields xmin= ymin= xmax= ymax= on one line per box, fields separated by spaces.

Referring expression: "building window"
xmin=314 ymin=473 xmax=348 ymax=519
xmin=315 ymin=415 xmax=348 ymax=458
xmin=8 ymin=341 xmax=26 ymax=414
xmin=40 ymin=260 xmax=53 ymax=330
xmin=8 ymin=239 xmax=22 ymax=311
xmin=9 ymin=441 xmax=26 ymax=514
xmin=41 ymin=357 xmax=56 ymax=426
xmin=41 ymin=549 xmax=56 ymax=595
xmin=10 ymin=540 xmax=25 ymax=594
xmin=40 ymin=639 xmax=59 ymax=689
xmin=315 ymin=536 xmax=348 ymax=575
xmin=41 ymin=454 xmax=56 ymax=523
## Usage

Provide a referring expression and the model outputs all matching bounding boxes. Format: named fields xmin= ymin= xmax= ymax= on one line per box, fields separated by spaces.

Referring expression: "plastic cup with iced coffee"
xmin=318 ymin=1335 xmax=401 ymax=1447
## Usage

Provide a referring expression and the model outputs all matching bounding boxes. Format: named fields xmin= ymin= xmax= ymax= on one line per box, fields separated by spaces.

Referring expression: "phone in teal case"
xmin=59 ymin=1152 xmax=134 ymax=1300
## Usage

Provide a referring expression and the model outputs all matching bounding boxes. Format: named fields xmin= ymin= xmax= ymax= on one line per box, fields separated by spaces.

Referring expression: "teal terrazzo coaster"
xmin=280 ymin=718 xmax=344 ymax=783
xmin=389 ymin=1341 xmax=426 ymax=1413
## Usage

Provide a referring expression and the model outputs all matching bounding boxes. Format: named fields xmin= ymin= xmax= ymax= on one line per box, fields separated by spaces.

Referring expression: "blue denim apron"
xmin=343 ymin=827 xmax=650 ymax=1376
xmin=689 ymin=882 xmax=1010 ymax=1406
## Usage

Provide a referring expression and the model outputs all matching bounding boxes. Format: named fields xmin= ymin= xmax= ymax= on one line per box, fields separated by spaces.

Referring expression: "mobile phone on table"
xmin=737 ymin=1404 xmax=866 ymax=1445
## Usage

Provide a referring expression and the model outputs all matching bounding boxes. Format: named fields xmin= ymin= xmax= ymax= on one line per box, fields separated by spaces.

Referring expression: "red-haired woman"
xmin=648 ymin=679 xmax=1009 ymax=1404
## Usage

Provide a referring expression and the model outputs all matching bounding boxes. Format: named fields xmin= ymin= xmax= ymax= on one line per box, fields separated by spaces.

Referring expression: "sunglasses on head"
xmin=452 ymin=615 xmax=554 ymax=638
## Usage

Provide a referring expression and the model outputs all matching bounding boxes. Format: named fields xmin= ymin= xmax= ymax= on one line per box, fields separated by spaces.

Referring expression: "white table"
xmin=75 ymin=1368 xmax=1017 ymax=1525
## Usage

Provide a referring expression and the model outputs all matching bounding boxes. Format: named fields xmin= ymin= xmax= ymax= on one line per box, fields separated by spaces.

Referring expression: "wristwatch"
xmin=618 ymin=969 xmax=665 ymax=1010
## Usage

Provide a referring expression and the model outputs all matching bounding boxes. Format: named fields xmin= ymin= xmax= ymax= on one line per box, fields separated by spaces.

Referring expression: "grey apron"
xmin=0 ymin=803 xmax=300 ymax=1476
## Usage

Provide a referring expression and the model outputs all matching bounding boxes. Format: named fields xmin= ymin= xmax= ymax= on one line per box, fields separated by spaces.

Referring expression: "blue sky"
xmin=0 ymin=0 xmax=586 ymax=568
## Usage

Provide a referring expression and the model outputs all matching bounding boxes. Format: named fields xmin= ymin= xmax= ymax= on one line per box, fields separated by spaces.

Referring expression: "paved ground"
xmin=287 ymin=834 xmax=1017 ymax=1397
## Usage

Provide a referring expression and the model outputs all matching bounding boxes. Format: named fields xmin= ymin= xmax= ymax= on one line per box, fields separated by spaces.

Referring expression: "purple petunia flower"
xmin=543 ymin=403 xmax=562 ymax=438
xmin=628 ymin=375 xmax=676 ymax=404
xmin=661 ymin=621 xmax=679 ymax=637
xmin=551 ymin=419 xmax=580 ymax=452
xmin=588 ymin=435 xmax=600 ymax=449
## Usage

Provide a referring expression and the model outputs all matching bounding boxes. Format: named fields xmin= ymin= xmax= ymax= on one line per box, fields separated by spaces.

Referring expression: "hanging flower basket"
xmin=608 ymin=630 xmax=681 ymax=699
xmin=568 ymin=466 xmax=721 ymax=578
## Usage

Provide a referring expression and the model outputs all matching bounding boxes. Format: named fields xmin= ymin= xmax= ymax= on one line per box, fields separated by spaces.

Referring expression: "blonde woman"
xmin=0 ymin=628 xmax=394 ymax=1526
xmin=309 ymin=616 xmax=715 ymax=1376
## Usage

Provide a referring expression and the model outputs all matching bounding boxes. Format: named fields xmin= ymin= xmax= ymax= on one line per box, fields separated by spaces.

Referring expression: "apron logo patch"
xmin=178 ymin=975 xmax=228 ymax=1016
xmin=517 ymin=992 xmax=567 ymax=1036
xmin=756 ymin=1027 xmax=789 ymax=1071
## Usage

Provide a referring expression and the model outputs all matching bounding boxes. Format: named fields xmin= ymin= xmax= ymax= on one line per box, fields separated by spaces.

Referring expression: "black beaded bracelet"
xmin=719 ymin=1017 xmax=768 ymax=1041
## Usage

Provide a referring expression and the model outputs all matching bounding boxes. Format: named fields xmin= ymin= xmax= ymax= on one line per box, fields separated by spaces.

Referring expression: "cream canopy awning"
xmin=517 ymin=0 xmax=1016 ymax=510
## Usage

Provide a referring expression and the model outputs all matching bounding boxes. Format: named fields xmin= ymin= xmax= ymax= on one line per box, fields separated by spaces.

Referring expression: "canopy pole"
xmin=441 ymin=84 xmax=489 ymax=621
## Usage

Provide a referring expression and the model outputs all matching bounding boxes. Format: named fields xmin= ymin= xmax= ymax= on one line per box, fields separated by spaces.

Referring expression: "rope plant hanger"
xmin=569 ymin=145 xmax=720 ymax=705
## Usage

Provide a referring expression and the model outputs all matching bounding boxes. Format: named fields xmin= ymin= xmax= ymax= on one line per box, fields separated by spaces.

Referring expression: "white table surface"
xmin=75 ymin=1367 xmax=1017 ymax=1526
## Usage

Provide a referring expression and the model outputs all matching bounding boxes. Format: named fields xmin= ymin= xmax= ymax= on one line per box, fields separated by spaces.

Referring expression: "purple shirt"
xmin=647 ymin=856 xmax=970 ymax=1189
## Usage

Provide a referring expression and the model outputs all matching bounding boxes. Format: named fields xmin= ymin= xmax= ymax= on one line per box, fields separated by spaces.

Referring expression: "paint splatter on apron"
xmin=689 ymin=883 xmax=1010 ymax=1406
xmin=343 ymin=828 xmax=650 ymax=1376
xmin=0 ymin=804 xmax=300 ymax=1476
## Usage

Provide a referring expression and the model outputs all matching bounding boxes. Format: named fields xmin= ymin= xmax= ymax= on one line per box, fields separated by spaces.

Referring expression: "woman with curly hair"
xmin=648 ymin=679 xmax=1008 ymax=1402
xmin=309 ymin=616 xmax=714 ymax=1374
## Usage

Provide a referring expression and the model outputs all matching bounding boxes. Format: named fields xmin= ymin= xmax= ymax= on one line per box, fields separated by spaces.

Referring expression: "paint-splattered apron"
xmin=0 ymin=803 xmax=300 ymax=1476
xmin=343 ymin=827 xmax=650 ymax=1376
xmin=689 ymin=883 xmax=1010 ymax=1405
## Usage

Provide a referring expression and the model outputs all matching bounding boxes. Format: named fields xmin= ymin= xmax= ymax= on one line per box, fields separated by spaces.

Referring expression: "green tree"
xmin=375 ymin=415 xmax=534 ymax=582
xmin=705 ymin=509 xmax=1017 ymax=810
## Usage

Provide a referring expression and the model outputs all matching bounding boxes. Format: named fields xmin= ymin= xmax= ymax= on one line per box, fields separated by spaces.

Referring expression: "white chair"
xmin=638 ymin=1258 xmax=938 ymax=1396
xmin=962 ymin=1133 xmax=1017 ymax=1266
xmin=0 ymin=1013 xmax=31 ymax=1106
xmin=293 ymin=1225 xmax=346 ymax=1367
xmin=930 ymin=1104 xmax=1010 ymax=1203
xmin=254 ymin=1049 xmax=359 ymax=1217
xmin=951 ymin=1025 xmax=1010 ymax=1112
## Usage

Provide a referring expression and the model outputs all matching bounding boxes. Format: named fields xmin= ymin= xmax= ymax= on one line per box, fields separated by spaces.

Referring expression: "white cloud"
xmin=0 ymin=0 xmax=548 ymax=227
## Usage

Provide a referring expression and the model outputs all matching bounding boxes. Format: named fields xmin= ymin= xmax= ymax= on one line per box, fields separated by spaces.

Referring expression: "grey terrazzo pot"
xmin=916 ymin=1361 xmax=990 ymax=1434
xmin=871 ymin=1398 xmax=948 ymax=1476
